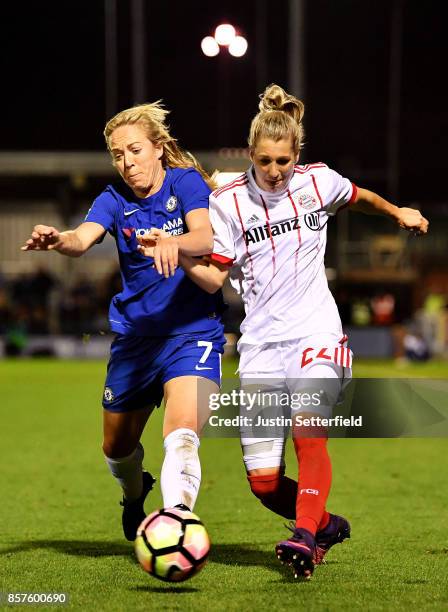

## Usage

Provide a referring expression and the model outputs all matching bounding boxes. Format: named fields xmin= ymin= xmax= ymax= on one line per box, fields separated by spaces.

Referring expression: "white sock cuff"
xmin=104 ymin=441 xmax=144 ymax=464
xmin=164 ymin=428 xmax=200 ymax=450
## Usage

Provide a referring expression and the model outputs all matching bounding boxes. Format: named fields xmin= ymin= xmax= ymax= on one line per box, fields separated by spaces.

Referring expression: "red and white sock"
xmin=247 ymin=469 xmax=297 ymax=519
xmin=247 ymin=468 xmax=331 ymax=530
xmin=293 ymin=436 xmax=332 ymax=535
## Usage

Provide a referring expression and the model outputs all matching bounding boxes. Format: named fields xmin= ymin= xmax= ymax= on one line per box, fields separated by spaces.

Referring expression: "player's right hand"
xmin=136 ymin=228 xmax=158 ymax=259
xmin=21 ymin=225 xmax=62 ymax=251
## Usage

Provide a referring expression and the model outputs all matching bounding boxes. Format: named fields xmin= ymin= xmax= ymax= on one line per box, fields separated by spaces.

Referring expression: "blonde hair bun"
xmin=248 ymin=83 xmax=305 ymax=154
xmin=259 ymin=84 xmax=305 ymax=125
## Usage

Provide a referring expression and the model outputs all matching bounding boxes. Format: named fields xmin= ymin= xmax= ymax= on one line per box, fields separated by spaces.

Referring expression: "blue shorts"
xmin=102 ymin=328 xmax=226 ymax=413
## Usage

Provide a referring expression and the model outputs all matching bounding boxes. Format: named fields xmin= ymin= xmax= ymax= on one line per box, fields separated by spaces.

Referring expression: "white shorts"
xmin=238 ymin=332 xmax=353 ymax=471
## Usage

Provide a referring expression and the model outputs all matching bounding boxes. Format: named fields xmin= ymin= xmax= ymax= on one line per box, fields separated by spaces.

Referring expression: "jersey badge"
xmin=298 ymin=193 xmax=317 ymax=210
xmin=103 ymin=387 xmax=114 ymax=402
xmin=165 ymin=195 xmax=178 ymax=212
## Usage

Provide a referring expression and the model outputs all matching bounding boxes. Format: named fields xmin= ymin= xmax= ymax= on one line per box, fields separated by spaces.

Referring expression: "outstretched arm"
xmin=21 ymin=222 xmax=106 ymax=257
xmin=351 ymin=188 xmax=429 ymax=235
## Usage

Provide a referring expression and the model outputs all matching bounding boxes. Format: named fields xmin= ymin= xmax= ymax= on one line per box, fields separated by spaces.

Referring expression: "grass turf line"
xmin=0 ymin=358 xmax=447 ymax=611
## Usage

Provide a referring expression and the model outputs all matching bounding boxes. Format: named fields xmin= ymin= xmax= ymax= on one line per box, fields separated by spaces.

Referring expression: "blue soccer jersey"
xmin=85 ymin=167 xmax=225 ymax=336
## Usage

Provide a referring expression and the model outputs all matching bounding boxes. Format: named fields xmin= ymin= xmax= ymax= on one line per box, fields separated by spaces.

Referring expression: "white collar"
xmin=246 ymin=165 xmax=291 ymax=203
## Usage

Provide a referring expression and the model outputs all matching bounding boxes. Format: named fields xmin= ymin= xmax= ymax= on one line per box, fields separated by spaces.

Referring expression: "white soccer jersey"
xmin=209 ymin=163 xmax=357 ymax=345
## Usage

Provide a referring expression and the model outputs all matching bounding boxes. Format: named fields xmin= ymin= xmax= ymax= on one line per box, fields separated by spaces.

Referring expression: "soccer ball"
xmin=135 ymin=508 xmax=210 ymax=582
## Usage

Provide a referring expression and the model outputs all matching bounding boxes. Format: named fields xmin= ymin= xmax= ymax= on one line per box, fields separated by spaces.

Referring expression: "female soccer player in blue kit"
xmin=22 ymin=101 xmax=226 ymax=541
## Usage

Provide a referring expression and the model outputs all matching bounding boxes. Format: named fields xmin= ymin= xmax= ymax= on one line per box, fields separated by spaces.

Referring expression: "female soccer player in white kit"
xmin=143 ymin=84 xmax=428 ymax=578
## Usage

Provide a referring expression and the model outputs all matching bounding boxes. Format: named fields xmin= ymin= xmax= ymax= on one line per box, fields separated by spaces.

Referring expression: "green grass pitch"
xmin=1 ymin=358 xmax=447 ymax=611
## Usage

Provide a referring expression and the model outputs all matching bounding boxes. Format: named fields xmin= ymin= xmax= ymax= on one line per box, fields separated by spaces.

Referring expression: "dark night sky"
xmin=1 ymin=0 xmax=447 ymax=201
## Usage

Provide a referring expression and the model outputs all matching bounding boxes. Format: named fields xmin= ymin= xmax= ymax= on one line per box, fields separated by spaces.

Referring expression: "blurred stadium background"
xmin=0 ymin=0 xmax=447 ymax=364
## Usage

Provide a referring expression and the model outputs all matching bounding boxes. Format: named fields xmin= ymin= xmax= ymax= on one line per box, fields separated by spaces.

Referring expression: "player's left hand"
xmin=396 ymin=207 xmax=429 ymax=235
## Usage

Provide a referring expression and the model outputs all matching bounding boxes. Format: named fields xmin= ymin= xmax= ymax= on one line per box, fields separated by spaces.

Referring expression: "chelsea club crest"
xmin=165 ymin=196 xmax=178 ymax=212
xmin=103 ymin=387 xmax=114 ymax=402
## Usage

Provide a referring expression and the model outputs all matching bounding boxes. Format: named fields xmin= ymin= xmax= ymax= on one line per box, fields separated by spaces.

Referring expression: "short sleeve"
xmin=209 ymin=195 xmax=235 ymax=265
xmin=175 ymin=169 xmax=211 ymax=216
xmin=315 ymin=167 xmax=357 ymax=215
xmin=84 ymin=188 xmax=118 ymax=234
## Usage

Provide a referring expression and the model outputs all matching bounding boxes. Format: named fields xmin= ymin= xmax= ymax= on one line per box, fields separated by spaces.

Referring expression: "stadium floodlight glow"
xmin=228 ymin=35 xmax=248 ymax=57
xmin=201 ymin=24 xmax=247 ymax=57
xmin=214 ymin=24 xmax=236 ymax=46
xmin=201 ymin=36 xmax=220 ymax=57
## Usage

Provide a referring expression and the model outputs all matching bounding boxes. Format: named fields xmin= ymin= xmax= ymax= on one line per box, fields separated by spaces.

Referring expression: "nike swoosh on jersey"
xmin=124 ymin=209 xmax=140 ymax=216
xmin=195 ymin=365 xmax=213 ymax=370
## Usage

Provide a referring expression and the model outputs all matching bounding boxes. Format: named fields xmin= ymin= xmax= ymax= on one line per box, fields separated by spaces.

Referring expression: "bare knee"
xmin=102 ymin=407 xmax=150 ymax=458
xmin=247 ymin=468 xmax=283 ymax=500
xmin=102 ymin=436 xmax=138 ymax=459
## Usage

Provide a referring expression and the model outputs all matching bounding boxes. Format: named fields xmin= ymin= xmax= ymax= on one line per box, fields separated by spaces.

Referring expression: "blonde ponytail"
xmin=249 ymin=84 xmax=305 ymax=154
